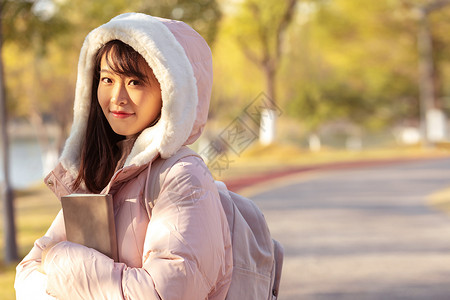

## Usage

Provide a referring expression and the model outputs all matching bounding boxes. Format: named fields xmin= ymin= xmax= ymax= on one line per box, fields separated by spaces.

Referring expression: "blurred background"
xmin=1 ymin=0 xmax=450 ymax=299
xmin=3 ymin=0 xmax=450 ymax=185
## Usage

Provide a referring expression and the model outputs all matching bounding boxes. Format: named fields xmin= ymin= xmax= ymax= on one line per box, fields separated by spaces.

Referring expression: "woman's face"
xmin=97 ymin=52 xmax=162 ymax=138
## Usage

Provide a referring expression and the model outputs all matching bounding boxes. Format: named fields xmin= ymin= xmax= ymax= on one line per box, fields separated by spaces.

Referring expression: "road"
xmin=247 ymin=157 xmax=450 ymax=300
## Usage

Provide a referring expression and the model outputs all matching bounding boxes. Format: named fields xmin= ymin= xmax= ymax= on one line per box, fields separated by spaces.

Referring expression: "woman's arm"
xmin=40 ymin=157 xmax=232 ymax=300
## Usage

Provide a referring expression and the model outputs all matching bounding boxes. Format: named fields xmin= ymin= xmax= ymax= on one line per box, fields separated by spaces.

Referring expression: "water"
xmin=0 ymin=138 xmax=44 ymax=189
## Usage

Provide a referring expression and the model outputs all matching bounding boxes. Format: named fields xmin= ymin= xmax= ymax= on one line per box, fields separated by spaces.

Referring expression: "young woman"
xmin=15 ymin=13 xmax=232 ymax=300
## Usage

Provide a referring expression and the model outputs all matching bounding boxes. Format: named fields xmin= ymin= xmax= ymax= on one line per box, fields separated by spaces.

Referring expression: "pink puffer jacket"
xmin=16 ymin=155 xmax=232 ymax=300
xmin=15 ymin=13 xmax=233 ymax=300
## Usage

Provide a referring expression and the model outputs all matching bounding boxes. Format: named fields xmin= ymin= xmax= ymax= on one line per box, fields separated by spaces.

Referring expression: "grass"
xmin=0 ymin=264 xmax=17 ymax=300
xmin=0 ymin=143 xmax=449 ymax=299
xmin=212 ymin=142 xmax=450 ymax=180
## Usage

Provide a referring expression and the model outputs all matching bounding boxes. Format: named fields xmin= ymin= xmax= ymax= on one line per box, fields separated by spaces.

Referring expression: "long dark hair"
xmin=73 ymin=40 xmax=152 ymax=193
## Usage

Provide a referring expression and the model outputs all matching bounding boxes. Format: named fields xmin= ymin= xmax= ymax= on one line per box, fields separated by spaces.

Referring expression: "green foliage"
xmin=278 ymin=0 xmax=450 ymax=133
xmin=3 ymin=0 xmax=69 ymax=55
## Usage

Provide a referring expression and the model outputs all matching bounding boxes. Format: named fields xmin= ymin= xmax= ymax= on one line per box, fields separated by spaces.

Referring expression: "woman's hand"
xmin=37 ymin=240 xmax=59 ymax=274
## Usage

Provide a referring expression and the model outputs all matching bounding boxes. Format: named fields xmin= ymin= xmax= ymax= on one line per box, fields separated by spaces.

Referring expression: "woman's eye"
xmin=129 ymin=79 xmax=141 ymax=86
xmin=101 ymin=77 xmax=112 ymax=84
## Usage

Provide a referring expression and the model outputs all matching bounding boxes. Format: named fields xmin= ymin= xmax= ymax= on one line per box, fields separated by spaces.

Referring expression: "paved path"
xmin=247 ymin=157 xmax=450 ymax=299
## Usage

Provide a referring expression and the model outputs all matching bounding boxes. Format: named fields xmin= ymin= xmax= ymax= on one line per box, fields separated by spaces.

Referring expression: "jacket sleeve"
xmin=40 ymin=157 xmax=232 ymax=300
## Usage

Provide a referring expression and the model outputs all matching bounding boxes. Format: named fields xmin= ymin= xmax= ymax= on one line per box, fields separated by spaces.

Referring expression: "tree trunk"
xmin=416 ymin=10 xmax=435 ymax=147
xmin=413 ymin=1 xmax=450 ymax=147
xmin=0 ymin=3 xmax=18 ymax=263
xmin=308 ymin=133 xmax=321 ymax=152
xmin=260 ymin=63 xmax=277 ymax=145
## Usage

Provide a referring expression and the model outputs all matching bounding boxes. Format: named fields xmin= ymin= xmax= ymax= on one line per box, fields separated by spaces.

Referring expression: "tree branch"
xmin=275 ymin=0 xmax=298 ymax=63
xmin=247 ymin=1 xmax=271 ymax=67
xmin=423 ymin=0 xmax=450 ymax=14
xmin=235 ymin=34 xmax=260 ymax=65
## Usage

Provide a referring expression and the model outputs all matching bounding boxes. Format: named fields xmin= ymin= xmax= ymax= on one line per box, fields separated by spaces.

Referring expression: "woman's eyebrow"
xmin=100 ymin=69 xmax=113 ymax=74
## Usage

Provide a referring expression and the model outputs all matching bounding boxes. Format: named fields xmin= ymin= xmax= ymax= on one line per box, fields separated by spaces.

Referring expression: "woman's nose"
xmin=111 ymin=84 xmax=129 ymax=105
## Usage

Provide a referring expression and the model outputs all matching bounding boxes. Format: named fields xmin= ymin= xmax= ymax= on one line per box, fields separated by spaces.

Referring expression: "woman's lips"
xmin=111 ymin=110 xmax=134 ymax=119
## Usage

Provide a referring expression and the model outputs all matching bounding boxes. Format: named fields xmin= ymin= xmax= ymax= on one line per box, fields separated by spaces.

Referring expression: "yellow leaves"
xmin=211 ymin=14 xmax=264 ymax=110
xmin=3 ymin=39 xmax=77 ymax=118
xmin=3 ymin=43 xmax=34 ymax=117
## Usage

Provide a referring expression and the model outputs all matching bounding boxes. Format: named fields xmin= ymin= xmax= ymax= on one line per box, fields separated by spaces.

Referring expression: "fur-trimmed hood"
xmin=60 ymin=13 xmax=212 ymax=175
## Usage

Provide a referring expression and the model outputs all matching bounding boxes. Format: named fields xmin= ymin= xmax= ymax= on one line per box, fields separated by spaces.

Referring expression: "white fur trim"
xmin=60 ymin=13 xmax=198 ymax=175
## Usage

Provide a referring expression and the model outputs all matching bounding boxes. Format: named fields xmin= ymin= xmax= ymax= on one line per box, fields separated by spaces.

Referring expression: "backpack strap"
xmin=143 ymin=146 xmax=201 ymax=217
